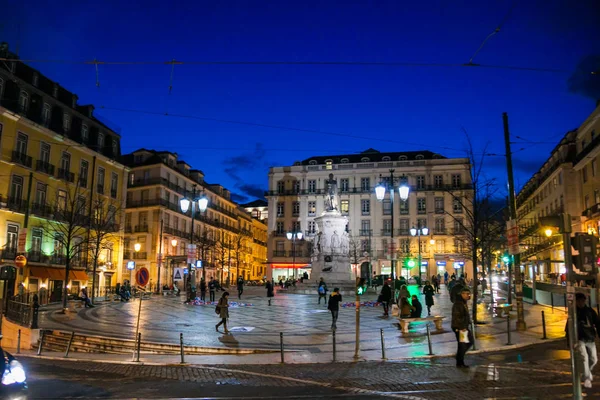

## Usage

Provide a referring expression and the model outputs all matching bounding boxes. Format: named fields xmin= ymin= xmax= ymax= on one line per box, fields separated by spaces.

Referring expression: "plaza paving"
xmin=37 ymin=284 xmax=569 ymax=363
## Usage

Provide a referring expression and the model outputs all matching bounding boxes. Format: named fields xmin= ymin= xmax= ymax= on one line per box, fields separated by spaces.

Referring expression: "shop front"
xmin=270 ymin=263 xmax=310 ymax=281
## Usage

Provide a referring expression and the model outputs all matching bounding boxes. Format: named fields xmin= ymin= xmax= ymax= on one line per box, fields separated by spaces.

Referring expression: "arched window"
xmin=340 ymin=158 xmax=349 ymax=163
xmin=18 ymin=90 xmax=29 ymax=112
xmin=382 ymin=156 xmax=391 ymax=161
xmin=398 ymin=155 xmax=408 ymax=161
xmin=309 ymin=160 xmax=317 ymax=165
xmin=415 ymin=154 xmax=424 ymax=160
xmin=361 ymin=157 xmax=370 ymax=162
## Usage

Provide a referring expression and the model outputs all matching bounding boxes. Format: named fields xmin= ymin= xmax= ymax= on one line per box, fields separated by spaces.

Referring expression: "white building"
xmin=266 ymin=148 xmax=473 ymax=281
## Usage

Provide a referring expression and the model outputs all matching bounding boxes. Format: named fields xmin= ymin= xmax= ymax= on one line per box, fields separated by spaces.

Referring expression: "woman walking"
xmin=266 ymin=279 xmax=275 ymax=306
xmin=423 ymin=281 xmax=435 ymax=316
xmin=215 ymin=292 xmax=230 ymax=334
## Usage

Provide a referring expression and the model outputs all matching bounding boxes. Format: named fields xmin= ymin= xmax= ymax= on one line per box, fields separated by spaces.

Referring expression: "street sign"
xmin=196 ymin=260 xmax=203 ymax=269
xmin=507 ymin=219 xmax=520 ymax=255
xmin=136 ymin=267 xmax=150 ymax=286
xmin=17 ymin=228 xmax=27 ymax=253
xmin=15 ymin=255 xmax=27 ymax=268
xmin=187 ymin=244 xmax=197 ymax=265
xmin=127 ymin=261 xmax=136 ymax=270
xmin=173 ymin=268 xmax=184 ymax=281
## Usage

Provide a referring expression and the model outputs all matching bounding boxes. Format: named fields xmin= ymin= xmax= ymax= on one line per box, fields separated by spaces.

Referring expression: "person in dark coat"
xmin=571 ymin=292 xmax=600 ymax=388
xmin=237 ymin=276 xmax=244 ymax=299
xmin=328 ymin=288 xmax=342 ymax=330
xmin=450 ymin=277 xmax=465 ymax=303
xmin=423 ymin=281 xmax=435 ymax=315
xmin=208 ymin=277 xmax=216 ymax=302
xmin=215 ymin=292 xmax=230 ymax=334
xmin=266 ymin=279 xmax=275 ymax=306
xmin=410 ymin=294 xmax=422 ymax=318
xmin=451 ymin=287 xmax=473 ymax=368
xmin=199 ymin=278 xmax=207 ymax=301
xmin=380 ymin=282 xmax=392 ymax=317
xmin=318 ymin=278 xmax=328 ymax=305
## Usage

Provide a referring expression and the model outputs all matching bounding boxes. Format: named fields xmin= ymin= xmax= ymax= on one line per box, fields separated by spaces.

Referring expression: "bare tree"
xmin=38 ymin=180 xmax=89 ymax=312
xmin=194 ymin=228 xmax=215 ymax=281
xmin=232 ymin=230 xmax=251 ymax=281
xmin=213 ymin=234 xmax=231 ymax=285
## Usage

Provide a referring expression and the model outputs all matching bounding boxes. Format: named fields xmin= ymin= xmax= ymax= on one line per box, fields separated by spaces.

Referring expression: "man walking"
xmin=209 ymin=277 xmax=216 ymax=302
xmin=328 ymin=287 xmax=342 ymax=330
xmin=199 ymin=278 xmax=206 ymax=302
xmin=451 ymin=287 xmax=473 ymax=368
xmin=380 ymin=281 xmax=392 ymax=317
xmin=237 ymin=276 xmax=244 ymax=299
xmin=318 ymin=278 xmax=328 ymax=305
xmin=574 ymin=293 xmax=600 ymax=388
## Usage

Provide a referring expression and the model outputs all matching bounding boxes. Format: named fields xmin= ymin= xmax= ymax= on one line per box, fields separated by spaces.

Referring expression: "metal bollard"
xmin=136 ymin=332 xmax=141 ymax=362
xmin=541 ymin=310 xmax=547 ymax=340
xmin=64 ymin=331 xmax=75 ymax=358
xmin=37 ymin=330 xmax=45 ymax=356
xmin=470 ymin=321 xmax=477 ymax=351
xmin=180 ymin=333 xmax=185 ymax=364
xmin=332 ymin=330 xmax=337 ymax=362
xmin=426 ymin=324 xmax=434 ymax=355
xmin=506 ymin=315 xmax=512 ymax=345
xmin=16 ymin=329 xmax=21 ymax=354
xmin=563 ymin=294 xmax=567 ymax=312
xmin=380 ymin=328 xmax=386 ymax=360
xmin=551 ymin=293 xmax=554 ymax=313
xmin=280 ymin=332 xmax=284 ymax=363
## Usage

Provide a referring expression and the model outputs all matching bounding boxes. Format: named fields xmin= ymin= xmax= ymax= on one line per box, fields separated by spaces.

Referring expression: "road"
xmin=20 ymin=340 xmax=597 ymax=399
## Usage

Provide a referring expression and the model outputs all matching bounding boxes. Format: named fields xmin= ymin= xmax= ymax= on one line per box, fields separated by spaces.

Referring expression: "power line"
xmin=468 ymin=0 xmax=518 ymax=64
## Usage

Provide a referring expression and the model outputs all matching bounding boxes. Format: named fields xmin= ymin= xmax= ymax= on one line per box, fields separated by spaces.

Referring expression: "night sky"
xmin=3 ymin=0 xmax=599 ymax=203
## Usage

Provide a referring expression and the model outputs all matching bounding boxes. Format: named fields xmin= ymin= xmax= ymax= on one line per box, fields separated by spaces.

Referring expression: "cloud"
xmin=222 ymin=143 xmax=268 ymax=201
xmin=230 ymin=193 xmax=249 ymax=203
xmin=568 ymin=55 xmax=600 ymax=101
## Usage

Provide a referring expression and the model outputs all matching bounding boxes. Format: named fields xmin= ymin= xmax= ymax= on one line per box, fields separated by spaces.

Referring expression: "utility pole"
xmin=157 ymin=218 xmax=163 ymax=293
xmin=354 ymin=278 xmax=361 ymax=359
xmin=502 ymin=112 xmax=526 ymax=331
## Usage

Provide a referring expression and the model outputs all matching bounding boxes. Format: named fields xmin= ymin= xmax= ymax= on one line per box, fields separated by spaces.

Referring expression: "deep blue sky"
xmin=3 ymin=0 xmax=599 ymax=202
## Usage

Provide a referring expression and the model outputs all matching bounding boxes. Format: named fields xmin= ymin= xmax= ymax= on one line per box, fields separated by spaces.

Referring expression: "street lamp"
xmin=286 ymin=231 xmax=303 ymax=279
xmin=134 ymin=243 xmax=141 ymax=252
xmin=179 ymin=184 xmax=209 ymax=302
xmin=375 ymin=169 xmax=409 ymax=280
xmin=410 ymin=223 xmax=429 ymax=282
xmin=171 ymin=239 xmax=178 ymax=250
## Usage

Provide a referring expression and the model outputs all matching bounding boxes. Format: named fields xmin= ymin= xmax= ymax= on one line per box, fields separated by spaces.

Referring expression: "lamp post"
xmin=410 ymin=223 xmax=429 ymax=284
xmin=133 ymin=243 xmax=141 ymax=286
xmin=179 ymin=185 xmax=208 ymax=302
xmin=375 ymin=169 xmax=410 ymax=280
xmin=286 ymin=231 xmax=303 ymax=279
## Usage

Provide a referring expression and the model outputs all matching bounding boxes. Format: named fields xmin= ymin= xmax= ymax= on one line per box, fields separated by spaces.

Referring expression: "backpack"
xmin=318 ymin=285 xmax=325 ymax=294
xmin=215 ymin=305 xmax=221 ymax=314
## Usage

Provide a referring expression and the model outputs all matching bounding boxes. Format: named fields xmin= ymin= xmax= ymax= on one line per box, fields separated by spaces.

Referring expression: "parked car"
xmin=0 ymin=338 xmax=28 ymax=399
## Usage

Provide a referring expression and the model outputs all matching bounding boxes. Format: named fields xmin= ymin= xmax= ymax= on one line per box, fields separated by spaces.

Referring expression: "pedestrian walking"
xmin=379 ymin=282 xmax=392 ymax=317
xmin=328 ymin=287 xmax=342 ymax=330
xmin=572 ymin=292 xmax=600 ymax=388
xmin=215 ymin=292 xmax=230 ymax=334
xmin=451 ymin=287 xmax=473 ymax=368
xmin=450 ymin=277 xmax=465 ymax=303
xmin=80 ymin=287 xmax=94 ymax=308
xmin=318 ymin=278 xmax=328 ymax=305
xmin=410 ymin=294 xmax=422 ymax=318
xmin=200 ymin=278 xmax=206 ymax=301
xmin=266 ymin=279 xmax=275 ymax=305
xmin=423 ymin=281 xmax=435 ymax=315
xmin=444 ymin=271 xmax=449 ymax=285
xmin=209 ymin=277 xmax=216 ymax=302
xmin=237 ymin=276 xmax=244 ymax=299
xmin=432 ymin=275 xmax=440 ymax=293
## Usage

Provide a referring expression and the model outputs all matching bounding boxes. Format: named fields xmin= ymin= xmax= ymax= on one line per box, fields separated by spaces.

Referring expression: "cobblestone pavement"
xmin=21 ymin=340 xmax=598 ymax=399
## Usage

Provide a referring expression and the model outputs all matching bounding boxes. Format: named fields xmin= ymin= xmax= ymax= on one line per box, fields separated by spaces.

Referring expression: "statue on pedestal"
xmin=324 ymin=173 xmax=339 ymax=212
xmin=331 ymin=231 xmax=340 ymax=254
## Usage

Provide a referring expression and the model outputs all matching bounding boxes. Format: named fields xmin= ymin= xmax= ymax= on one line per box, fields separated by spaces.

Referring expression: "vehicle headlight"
xmin=2 ymin=360 xmax=26 ymax=385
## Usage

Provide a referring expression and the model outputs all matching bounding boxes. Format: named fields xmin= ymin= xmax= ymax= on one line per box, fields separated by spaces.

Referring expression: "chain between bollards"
xmin=180 ymin=333 xmax=185 ymax=364
xmin=64 ymin=331 xmax=75 ymax=358
xmin=541 ymin=310 xmax=547 ymax=340
xmin=332 ymin=330 xmax=337 ymax=362
xmin=426 ymin=324 xmax=433 ymax=355
xmin=506 ymin=315 xmax=512 ymax=345
xmin=280 ymin=332 xmax=284 ymax=363
xmin=470 ymin=321 xmax=477 ymax=351
xmin=16 ymin=329 xmax=21 ymax=354
xmin=380 ymin=328 xmax=386 ymax=360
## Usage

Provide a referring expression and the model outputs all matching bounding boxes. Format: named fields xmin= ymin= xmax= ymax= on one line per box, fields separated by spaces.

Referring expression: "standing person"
xmin=208 ymin=277 xmax=216 ymax=302
xmin=423 ymin=281 xmax=435 ymax=315
xmin=431 ymin=275 xmax=439 ymax=293
xmin=318 ymin=278 xmax=328 ymax=305
xmin=450 ymin=277 xmax=465 ymax=303
xmin=199 ymin=278 xmax=207 ymax=302
xmin=266 ymin=279 xmax=274 ymax=306
xmin=444 ymin=271 xmax=449 ymax=285
xmin=380 ymin=281 xmax=392 ymax=317
xmin=573 ymin=292 xmax=600 ymax=388
xmin=215 ymin=292 xmax=230 ymax=334
xmin=410 ymin=295 xmax=422 ymax=318
xmin=328 ymin=287 xmax=342 ymax=330
xmin=237 ymin=276 xmax=244 ymax=299
xmin=394 ymin=277 xmax=402 ymax=303
xmin=451 ymin=287 xmax=473 ymax=368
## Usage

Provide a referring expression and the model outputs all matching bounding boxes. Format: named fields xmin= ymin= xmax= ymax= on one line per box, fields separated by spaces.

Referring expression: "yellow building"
xmin=0 ymin=44 xmax=128 ymax=303
xmin=249 ymin=216 xmax=268 ymax=280
xmin=575 ymin=104 xmax=600 ymax=235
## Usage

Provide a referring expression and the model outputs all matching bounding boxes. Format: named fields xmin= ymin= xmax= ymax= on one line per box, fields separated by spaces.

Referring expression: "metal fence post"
xmin=332 ymin=330 xmax=337 ymax=362
xmin=64 ymin=331 xmax=75 ymax=358
xmin=380 ymin=328 xmax=386 ymax=360
xmin=426 ymin=324 xmax=434 ymax=355
xmin=470 ymin=321 xmax=477 ymax=351
xmin=37 ymin=330 xmax=45 ymax=356
xmin=506 ymin=315 xmax=512 ymax=345
xmin=180 ymin=333 xmax=185 ymax=364
xmin=136 ymin=332 xmax=141 ymax=362
xmin=280 ymin=332 xmax=284 ymax=363
xmin=541 ymin=310 xmax=547 ymax=340
xmin=16 ymin=329 xmax=21 ymax=354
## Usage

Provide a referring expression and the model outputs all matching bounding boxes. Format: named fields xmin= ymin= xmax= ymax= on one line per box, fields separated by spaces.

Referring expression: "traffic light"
xmin=573 ymin=233 xmax=598 ymax=275
xmin=502 ymin=254 xmax=510 ymax=263
xmin=0 ymin=266 xmax=16 ymax=280
xmin=407 ymin=259 xmax=416 ymax=268
xmin=356 ymin=277 xmax=367 ymax=295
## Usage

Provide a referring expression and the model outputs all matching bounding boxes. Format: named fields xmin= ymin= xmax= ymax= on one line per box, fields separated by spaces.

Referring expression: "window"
xmin=32 ymin=73 xmax=38 ymax=86
xmin=583 ymin=166 xmax=588 ymax=183
xmin=6 ymin=224 xmax=18 ymax=251
xmin=81 ymin=125 xmax=89 ymax=143
xmin=308 ymin=221 xmax=316 ymax=233
xmin=308 ymin=201 xmax=316 ymax=216
xmin=595 ymin=190 xmax=600 ymax=206
xmin=434 ymin=197 xmax=444 ymax=213
xmin=399 ymin=199 xmax=409 ymax=214
xmin=53 ymin=85 xmax=58 ymax=97
xmin=361 ymin=220 xmax=371 ymax=234
xmin=35 ymin=182 xmax=47 ymax=205
xmin=418 ymin=218 xmax=427 ymax=230
xmin=293 ymin=181 xmax=300 ymax=193
xmin=31 ymin=228 xmax=42 ymax=254
xmin=16 ymin=132 xmax=28 ymax=155
xmin=277 ymin=202 xmax=284 ymax=217
xmin=39 ymin=142 xmax=51 ymax=165
xmin=383 ymin=219 xmax=392 ymax=234
xmin=292 ymin=201 xmax=300 ymax=216
xmin=585 ymin=195 xmax=590 ymax=210
xmin=79 ymin=160 xmax=89 ymax=188
xmin=63 ymin=113 xmax=71 ymax=132
xmin=276 ymin=221 xmax=284 ymax=234
xmin=308 ymin=180 xmax=317 ymax=193
xmin=72 ymin=96 xmax=77 ymax=108
xmin=400 ymin=238 xmax=410 ymax=253
xmin=57 ymin=190 xmax=67 ymax=211
xmin=292 ymin=221 xmax=301 ymax=232
xmin=382 ymin=199 xmax=391 ymax=215
xmin=361 ymin=199 xmax=370 ymax=215
xmin=112 ymin=140 xmax=118 ymax=156
xmin=434 ymin=175 xmax=443 ymax=188
xmin=111 ymin=173 xmax=118 ymax=198
xmin=97 ymin=167 xmax=105 ymax=194
xmin=416 ymin=175 xmax=425 ymax=189
xmin=10 ymin=175 xmax=23 ymax=202
xmin=360 ymin=177 xmax=370 ymax=192
xmin=435 ymin=218 xmax=445 ymax=233
xmin=558 ymin=171 xmax=563 ymax=185
xmin=98 ymin=132 xmax=105 ymax=149
xmin=340 ymin=199 xmax=349 ymax=215
xmin=417 ymin=198 xmax=426 ymax=214
xmin=416 ymin=154 xmax=424 ymax=160
xmin=361 ymin=157 xmax=370 ymax=162
xmin=42 ymin=103 xmax=51 ymax=126
xmin=382 ymin=156 xmax=391 ymax=161
xmin=340 ymin=158 xmax=349 ymax=163
xmin=451 ymin=174 xmax=461 ymax=188
xmin=340 ymin=178 xmax=349 ymax=192
xmin=76 ymin=196 xmax=86 ymax=216
xmin=325 ymin=160 xmax=333 ymax=170
xmin=454 ymin=218 xmax=464 ymax=234
xmin=436 ymin=240 xmax=445 ymax=252
xmin=453 ymin=198 xmax=462 ymax=213
xmin=18 ymin=90 xmax=29 ymax=112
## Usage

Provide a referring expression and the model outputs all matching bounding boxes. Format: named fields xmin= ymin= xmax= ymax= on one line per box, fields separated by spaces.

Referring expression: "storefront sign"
xmin=127 ymin=261 xmax=136 ymax=270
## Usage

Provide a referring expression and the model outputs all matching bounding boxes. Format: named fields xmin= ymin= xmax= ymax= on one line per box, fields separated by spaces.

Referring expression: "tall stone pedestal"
xmin=311 ymin=211 xmax=353 ymax=287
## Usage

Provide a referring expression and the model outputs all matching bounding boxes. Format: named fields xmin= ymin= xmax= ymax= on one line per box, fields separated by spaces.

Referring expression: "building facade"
xmin=123 ymin=149 xmax=267 ymax=289
xmin=266 ymin=149 xmax=473 ymax=281
xmin=0 ymin=43 xmax=128 ymax=301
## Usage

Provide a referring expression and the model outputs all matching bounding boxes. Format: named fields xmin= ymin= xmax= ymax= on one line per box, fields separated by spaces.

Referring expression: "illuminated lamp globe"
xmin=375 ymin=184 xmax=386 ymax=201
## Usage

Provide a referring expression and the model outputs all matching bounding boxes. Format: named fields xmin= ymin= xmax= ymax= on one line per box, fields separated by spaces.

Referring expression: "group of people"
xmin=115 ymin=281 xmax=132 ymax=302
xmin=379 ymin=280 xmax=423 ymax=318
